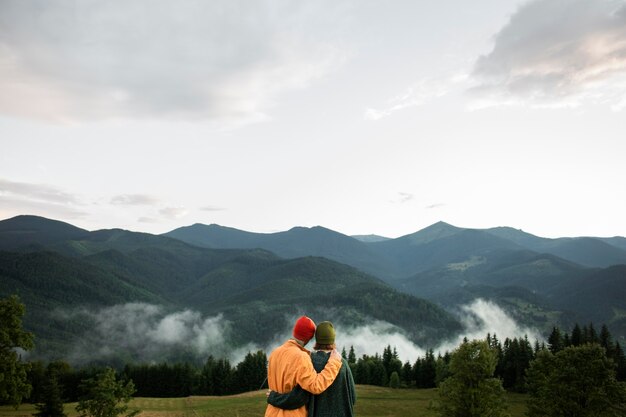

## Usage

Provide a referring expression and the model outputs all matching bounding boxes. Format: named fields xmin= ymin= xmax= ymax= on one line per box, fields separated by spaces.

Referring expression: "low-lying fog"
xmin=54 ymin=298 xmax=542 ymax=365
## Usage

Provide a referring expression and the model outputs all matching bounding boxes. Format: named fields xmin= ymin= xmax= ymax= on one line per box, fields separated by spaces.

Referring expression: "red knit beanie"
xmin=293 ymin=316 xmax=316 ymax=342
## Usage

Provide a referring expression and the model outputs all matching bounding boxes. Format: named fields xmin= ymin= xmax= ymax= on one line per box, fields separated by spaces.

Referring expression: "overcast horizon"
xmin=2 ymin=0 xmax=626 ymax=239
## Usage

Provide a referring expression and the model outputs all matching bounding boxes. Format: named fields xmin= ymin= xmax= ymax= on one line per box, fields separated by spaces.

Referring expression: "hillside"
xmin=164 ymin=219 xmax=626 ymax=339
xmin=0 ymin=215 xmax=461 ymax=363
xmin=164 ymin=223 xmax=395 ymax=279
xmin=0 ymin=215 xmax=90 ymax=250
xmin=485 ymin=227 xmax=626 ymax=267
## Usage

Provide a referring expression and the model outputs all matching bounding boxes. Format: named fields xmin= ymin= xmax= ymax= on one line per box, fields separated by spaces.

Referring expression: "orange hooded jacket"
xmin=264 ymin=339 xmax=342 ymax=417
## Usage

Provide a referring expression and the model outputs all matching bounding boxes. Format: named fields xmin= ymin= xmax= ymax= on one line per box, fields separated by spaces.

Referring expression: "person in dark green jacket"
xmin=267 ymin=321 xmax=357 ymax=417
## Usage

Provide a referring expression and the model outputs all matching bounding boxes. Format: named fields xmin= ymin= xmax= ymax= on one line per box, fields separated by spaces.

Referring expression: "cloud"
xmin=159 ymin=206 xmax=188 ymax=219
xmin=335 ymin=320 xmax=426 ymax=363
xmin=0 ymin=178 xmax=88 ymax=219
xmin=50 ymin=299 xmax=541 ymax=366
xmin=0 ymin=178 xmax=81 ymax=205
xmin=55 ymin=303 xmax=232 ymax=365
xmin=0 ymin=0 xmax=347 ymax=125
xmin=138 ymin=216 xmax=160 ymax=224
xmin=436 ymin=298 xmax=542 ymax=354
xmin=110 ymin=194 xmax=161 ymax=206
xmin=0 ymin=196 xmax=88 ymax=219
xmin=398 ymin=192 xmax=414 ymax=204
xmin=200 ymin=205 xmax=226 ymax=212
xmin=425 ymin=203 xmax=445 ymax=209
xmin=471 ymin=0 xmax=626 ymax=108
xmin=365 ymin=78 xmax=451 ymax=120
xmin=260 ymin=314 xmax=427 ymax=364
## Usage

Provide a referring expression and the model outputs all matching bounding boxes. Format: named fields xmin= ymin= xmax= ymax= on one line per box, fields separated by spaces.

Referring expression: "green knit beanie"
xmin=315 ymin=321 xmax=336 ymax=345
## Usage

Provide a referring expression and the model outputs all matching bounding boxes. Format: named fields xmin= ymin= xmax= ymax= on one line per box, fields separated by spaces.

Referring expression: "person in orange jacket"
xmin=264 ymin=316 xmax=343 ymax=417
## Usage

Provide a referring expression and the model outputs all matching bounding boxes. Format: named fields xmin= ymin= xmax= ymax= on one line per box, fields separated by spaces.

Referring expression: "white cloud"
xmin=111 ymin=194 xmax=161 ymax=206
xmin=335 ymin=320 xmax=426 ymax=363
xmin=0 ymin=178 xmax=81 ymax=204
xmin=200 ymin=205 xmax=226 ymax=212
xmin=398 ymin=192 xmax=414 ymax=204
xmin=51 ymin=299 xmax=541 ymax=366
xmin=365 ymin=78 xmax=451 ymax=120
xmin=159 ymin=206 xmax=188 ymax=219
xmin=436 ymin=298 xmax=542 ymax=354
xmin=471 ymin=0 xmax=626 ymax=108
xmin=0 ymin=178 xmax=88 ymax=219
xmin=0 ymin=0 xmax=347 ymax=125
xmin=56 ymin=303 xmax=231 ymax=364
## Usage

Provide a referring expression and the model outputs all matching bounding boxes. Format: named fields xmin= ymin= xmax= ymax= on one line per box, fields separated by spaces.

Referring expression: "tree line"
xmin=3 ymin=294 xmax=626 ymax=417
xmin=19 ymin=323 xmax=626 ymax=402
xmin=345 ymin=324 xmax=625 ymax=391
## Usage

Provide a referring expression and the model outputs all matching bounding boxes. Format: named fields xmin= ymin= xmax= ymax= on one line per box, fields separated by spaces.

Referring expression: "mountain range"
xmin=165 ymin=220 xmax=626 ymax=338
xmin=0 ymin=215 xmax=460 ymax=364
xmin=1 ymin=214 xmax=625 ymax=364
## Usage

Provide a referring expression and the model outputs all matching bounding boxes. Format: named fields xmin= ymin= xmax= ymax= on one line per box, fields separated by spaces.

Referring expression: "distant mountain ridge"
xmin=2 ymin=214 xmax=625 ymax=360
xmin=165 ymin=220 xmax=626 ymax=277
xmin=164 ymin=219 xmax=626 ymax=339
xmin=0 ymin=215 xmax=461 ymax=364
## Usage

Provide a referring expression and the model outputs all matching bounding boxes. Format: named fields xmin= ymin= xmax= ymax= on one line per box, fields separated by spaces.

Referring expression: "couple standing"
xmin=264 ymin=316 xmax=357 ymax=417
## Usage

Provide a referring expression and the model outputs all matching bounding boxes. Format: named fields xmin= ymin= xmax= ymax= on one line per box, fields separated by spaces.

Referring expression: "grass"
xmin=1 ymin=386 xmax=529 ymax=417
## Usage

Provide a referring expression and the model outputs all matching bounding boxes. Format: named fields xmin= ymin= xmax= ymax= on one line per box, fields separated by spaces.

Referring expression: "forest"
xmin=17 ymin=323 xmax=624 ymax=403
xmin=3 ymin=295 xmax=626 ymax=417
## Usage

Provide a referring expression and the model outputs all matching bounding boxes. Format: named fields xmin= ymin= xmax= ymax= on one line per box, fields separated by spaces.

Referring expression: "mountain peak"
xmin=399 ymin=221 xmax=463 ymax=245
xmin=0 ymin=215 xmax=90 ymax=250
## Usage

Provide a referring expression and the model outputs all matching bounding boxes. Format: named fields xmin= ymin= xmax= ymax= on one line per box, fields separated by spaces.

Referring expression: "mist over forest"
xmin=1 ymin=215 xmax=624 ymax=368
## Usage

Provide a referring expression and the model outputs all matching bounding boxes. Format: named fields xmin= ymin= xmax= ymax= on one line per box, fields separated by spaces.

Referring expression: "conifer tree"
xmin=347 ymin=346 xmax=356 ymax=365
xmin=34 ymin=372 xmax=66 ymax=417
xmin=600 ymin=324 xmax=613 ymax=351
xmin=571 ymin=323 xmax=583 ymax=346
xmin=547 ymin=327 xmax=563 ymax=354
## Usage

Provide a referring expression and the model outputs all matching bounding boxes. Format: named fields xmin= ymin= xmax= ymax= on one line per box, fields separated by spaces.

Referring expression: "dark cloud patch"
xmin=471 ymin=0 xmax=626 ymax=107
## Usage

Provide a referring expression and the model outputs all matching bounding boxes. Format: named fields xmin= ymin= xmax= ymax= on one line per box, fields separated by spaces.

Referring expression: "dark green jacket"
xmin=267 ymin=352 xmax=356 ymax=417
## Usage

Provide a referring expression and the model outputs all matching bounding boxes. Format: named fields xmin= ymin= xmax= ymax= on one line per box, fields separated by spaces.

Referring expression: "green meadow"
xmin=1 ymin=386 xmax=528 ymax=417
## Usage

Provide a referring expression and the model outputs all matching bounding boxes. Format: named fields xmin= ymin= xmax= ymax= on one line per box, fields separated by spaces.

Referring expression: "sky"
xmin=1 ymin=0 xmax=625 ymax=239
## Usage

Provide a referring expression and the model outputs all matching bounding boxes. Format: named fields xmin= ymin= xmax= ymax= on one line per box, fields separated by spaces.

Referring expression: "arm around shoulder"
xmin=296 ymin=354 xmax=342 ymax=395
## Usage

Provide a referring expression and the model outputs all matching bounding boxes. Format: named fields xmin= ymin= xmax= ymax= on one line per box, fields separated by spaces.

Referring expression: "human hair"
xmin=314 ymin=343 xmax=336 ymax=351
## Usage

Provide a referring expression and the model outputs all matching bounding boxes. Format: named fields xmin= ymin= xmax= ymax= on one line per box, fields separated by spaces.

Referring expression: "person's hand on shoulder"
xmin=330 ymin=348 xmax=342 ymax=362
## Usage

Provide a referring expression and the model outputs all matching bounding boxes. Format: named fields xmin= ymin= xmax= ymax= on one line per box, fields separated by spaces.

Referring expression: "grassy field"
xmin=1 ymin=386 xmax=529 ymax=417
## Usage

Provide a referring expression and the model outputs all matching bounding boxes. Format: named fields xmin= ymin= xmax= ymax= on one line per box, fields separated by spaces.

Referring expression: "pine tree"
xmin=401 ymin=361 xmax=413 ymax=387
xmin=600 ymin=324 xmax=613 ymax=351
xmin=418 ymin=350 xmax=436 ymax=388
xmin=348 ymin=346 xmax=356 ymax=365
xmin=547 ymin=327 xmax=563 ymax=354
xmin=34 ymin=373 xmax=66 ymax=417
xmin=615 ymin=342 xmax=626 ymax=381
xmin=571 ymin=323 xmax=583 ymax=346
